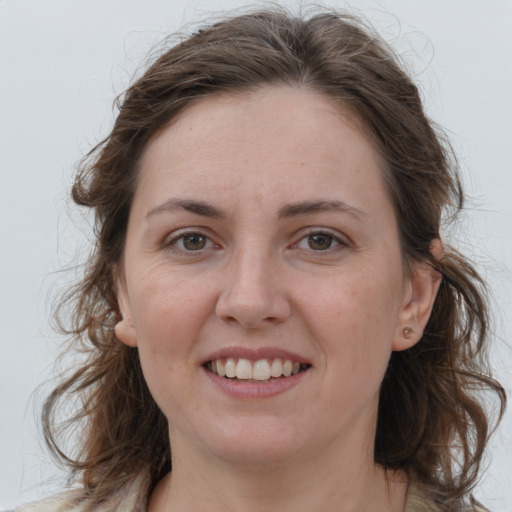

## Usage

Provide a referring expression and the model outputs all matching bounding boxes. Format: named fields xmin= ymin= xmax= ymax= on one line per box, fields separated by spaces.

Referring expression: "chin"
xmin=197 ymin=418 xmax=309 ymax=467
xmin=210 ymin=443 xmax=302 ymax=469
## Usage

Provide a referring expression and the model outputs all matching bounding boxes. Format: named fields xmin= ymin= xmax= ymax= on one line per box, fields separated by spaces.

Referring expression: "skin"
xmin=115 ymin=87 xmax=441 ymax=512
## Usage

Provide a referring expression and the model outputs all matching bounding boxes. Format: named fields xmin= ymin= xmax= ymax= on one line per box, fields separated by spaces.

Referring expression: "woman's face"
xmin=116 ymin=87 xmax=434 ymax=467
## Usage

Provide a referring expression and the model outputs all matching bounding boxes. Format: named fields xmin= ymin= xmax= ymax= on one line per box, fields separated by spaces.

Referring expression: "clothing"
xmin=13 ymin=480 xmax=488 ymax=512
xmin=405 ymin=485 xmax=488 ymax=512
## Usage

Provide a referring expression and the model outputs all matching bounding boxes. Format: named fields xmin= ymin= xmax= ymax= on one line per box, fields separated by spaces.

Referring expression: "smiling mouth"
xmin=205 ymin=357 xmax=311 ymax=382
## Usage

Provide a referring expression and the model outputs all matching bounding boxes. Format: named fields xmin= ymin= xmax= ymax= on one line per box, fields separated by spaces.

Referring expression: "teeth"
xmin=270 ymin=358 xmax=283 ymax=377
xmin=208 ymin=357 xmax=307 ymax=381
xmin=216 ymin=359 xmax=226 ymax=377
xmin=253 ymin=359 xmax=271 ymax=380
xmin=283 ymin=359 xmax=293 ymax=377
xmin=225 ymin=358 xmax=236 ymax=378
xmin=236 ymin=358 xmax=252 ymax=379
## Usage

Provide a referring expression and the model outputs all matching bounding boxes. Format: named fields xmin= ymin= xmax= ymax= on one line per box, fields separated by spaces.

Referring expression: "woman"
xmin=16 ymin=7 xmax=505 ymax=512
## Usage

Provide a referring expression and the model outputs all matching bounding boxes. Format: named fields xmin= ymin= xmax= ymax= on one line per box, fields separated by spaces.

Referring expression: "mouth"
xmin=204 ymin=357 xmax=311 ymax=382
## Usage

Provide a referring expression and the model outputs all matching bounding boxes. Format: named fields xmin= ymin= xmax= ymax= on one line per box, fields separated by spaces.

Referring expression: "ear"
xmin=114 ymin=271 xmax=138 ymax=348
xmin=393 ymin=239 xmax=443 ymax=351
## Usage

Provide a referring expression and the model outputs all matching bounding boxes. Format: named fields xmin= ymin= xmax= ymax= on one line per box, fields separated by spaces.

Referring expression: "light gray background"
xmin=1 ymin=0 xmax=511 ymax=510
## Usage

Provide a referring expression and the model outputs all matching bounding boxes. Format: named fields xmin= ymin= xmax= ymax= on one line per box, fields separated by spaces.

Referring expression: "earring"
xmin=402 ymin=327 xmax=413 ymax=339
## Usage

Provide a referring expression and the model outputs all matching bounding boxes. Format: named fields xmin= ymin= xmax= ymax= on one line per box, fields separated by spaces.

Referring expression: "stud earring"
xmin=402 ymin=327 xmax=413 ymax=339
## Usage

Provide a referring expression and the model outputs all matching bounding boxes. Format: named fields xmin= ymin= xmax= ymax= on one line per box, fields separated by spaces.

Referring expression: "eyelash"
xmin=162 ymin=228 xmax=349 ymax=255
xmin=163 ymin=230 xmax=218 ymax=253
xmin=293 ymin=229 xmax=349 ymax=253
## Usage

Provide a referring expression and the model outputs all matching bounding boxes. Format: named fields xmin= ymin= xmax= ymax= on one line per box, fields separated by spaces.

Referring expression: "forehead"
xmin=144 ymin=87 xmax=372 ymax=153
xmin=135 ymin=86 xmax=388 ymax=215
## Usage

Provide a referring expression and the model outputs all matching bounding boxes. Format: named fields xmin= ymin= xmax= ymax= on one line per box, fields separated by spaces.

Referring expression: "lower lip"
xmin=202 ymin=367 xmax=310 ymax=399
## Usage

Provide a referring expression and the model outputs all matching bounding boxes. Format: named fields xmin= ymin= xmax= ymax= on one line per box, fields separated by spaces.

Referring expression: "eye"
xmin=306 ymin=233 xmax=336 ymax=251
xmin=295 ymin=231 xmax=346 ymax=252
xmin=166 ymin=231 xmax=215 ymax=252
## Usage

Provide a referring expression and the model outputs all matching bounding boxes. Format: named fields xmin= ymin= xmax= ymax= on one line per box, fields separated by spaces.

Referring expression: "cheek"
xmin=301 ymin=267 xmax=402 ymax=382
xmin=127 ymin=271 xmax=213 ymax=390
xmin=129 ymin=264 xmax=210 ymax=344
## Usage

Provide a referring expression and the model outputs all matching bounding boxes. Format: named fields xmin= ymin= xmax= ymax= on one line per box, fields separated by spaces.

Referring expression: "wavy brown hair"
xmin=43 ymin=7 xmax=506 ymax=509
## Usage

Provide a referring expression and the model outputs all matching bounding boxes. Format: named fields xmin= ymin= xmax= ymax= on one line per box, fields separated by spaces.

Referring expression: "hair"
xmin=43 ymin=6 xmax=506 ymax=509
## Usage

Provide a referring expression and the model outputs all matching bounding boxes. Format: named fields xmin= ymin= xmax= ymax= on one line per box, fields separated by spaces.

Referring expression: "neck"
xmin=148 ymin=435 xmax=408 ymax=512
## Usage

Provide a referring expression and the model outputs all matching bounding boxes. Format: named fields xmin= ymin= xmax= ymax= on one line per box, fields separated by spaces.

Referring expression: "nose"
xmin=215 ymin=247 xmax=291 ymax=328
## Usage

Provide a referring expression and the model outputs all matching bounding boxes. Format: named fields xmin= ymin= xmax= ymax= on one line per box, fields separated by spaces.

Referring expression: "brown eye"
xmin=165 ymin=230 xmax=218 ymax=255
xmin=307 ymin=233 xmax=335 ymax=251
xmin=181 ymin=233 xmax=208 ymax=251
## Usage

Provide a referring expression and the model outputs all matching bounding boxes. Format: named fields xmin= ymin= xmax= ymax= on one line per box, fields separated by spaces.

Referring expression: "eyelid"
xmin=292 ymin=228 xmax=350 ymax=251
xmin=162 ymin=228 xmax=220 ymax=253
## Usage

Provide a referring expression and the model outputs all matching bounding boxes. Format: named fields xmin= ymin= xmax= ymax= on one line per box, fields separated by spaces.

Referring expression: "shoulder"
xmin=12 ymin=472 xmax=151 ymax=512
xmin=406 ymin=484 xmax=442 ymax=512
xmin=470 ymin=498 xmax=490 ymax=512
xmin=12 ymin=491 xmax=139 ymax=512
xmin=406 ymin=483 xmax=490 ymax=512
xmin=12 ymin=491 xmax=83 ymax=512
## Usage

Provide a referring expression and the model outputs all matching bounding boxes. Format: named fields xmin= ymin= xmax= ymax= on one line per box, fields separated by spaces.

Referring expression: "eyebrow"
xmin=146 ymin=198 xmax=367 ymax=221
xmin=146 ymin=198 xmax=226 ymax=219
xmin=278 ymin=200 xmax=368 ymax=220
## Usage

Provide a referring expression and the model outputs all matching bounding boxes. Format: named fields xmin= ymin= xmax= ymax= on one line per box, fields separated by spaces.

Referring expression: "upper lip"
xmin=201 ymin=346 xmax=311 ymax=365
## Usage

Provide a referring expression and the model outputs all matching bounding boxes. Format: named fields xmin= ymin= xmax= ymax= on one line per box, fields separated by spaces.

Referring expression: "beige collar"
xmin=406 ymin=483 xmax=442 ymax=512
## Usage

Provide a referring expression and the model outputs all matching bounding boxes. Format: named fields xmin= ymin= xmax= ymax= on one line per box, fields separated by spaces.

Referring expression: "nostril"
xmin=214 ymin=269 xmax=292 ymax=327
xmin=216 ymin=295 xmax=291 ymax=328
xmin=223 ymin=315 xmax=281 ymax=329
